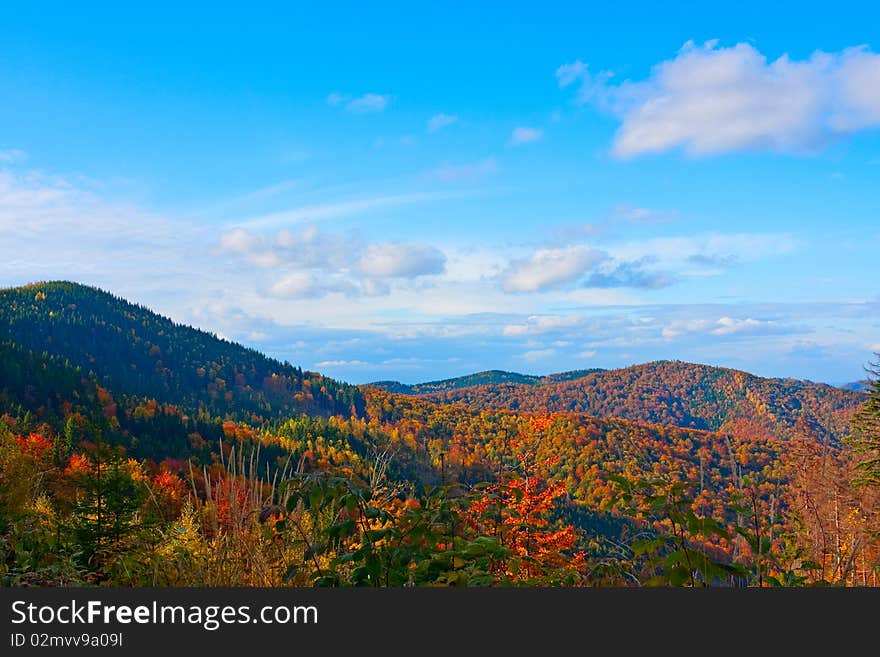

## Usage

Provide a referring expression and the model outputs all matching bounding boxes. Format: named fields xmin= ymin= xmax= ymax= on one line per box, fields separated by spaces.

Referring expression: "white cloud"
xmin=577 ymin=349 xmax=597 ymax=359
xmin=712 ymin=317 xmax=776 ymax=336
xmin=327 ymin=92 xmax=391 ymax=113
xmin=428 ymin=113 xmax=458 ymax=132
xmin=326 ymin=92 xmax=347 ymax=107
xmin=427 ymin=158 xmax=499 ymax=182
xmin=661 ymin=319 xmax=713 ymax=339
xmin=315 ymin=359 xmax=370 ymax=368
xmin=521 ymin=348 xmax=556 ymax=362
xmin=610 ymin=204 xmax=676 ymax=224
xmin=610 ymin=232 xmax=796 ymax=267
xmin=0 ymin=149 xmax=26 ymax=163
xmin=359 ymin=243 xmax=446 ymax=278
xmin=503 ymin=315 xmax=581 ymax=336
xmin=559 ymin=41 xmax=880 ymax=157
xmin=220 ymin=226 xmax=447 ymax=298
xmin=269 ymin=272 xmax=356 ymax=299
xmin=510 ymin=126 xmax=543 ymax=145
xmin=236 ymin=192 xmax=454 ymax=230
xmin=556 ymin=60 xmax=589 ymax=88
xmin=345 ymin=93 xmax=391 ymax=113
xmin=218 ymin=228 xmax=279 ymax=267
xmin=661 ymin=316 xmax=782 ymax=339
xmin=500 ymin=245 xmax=608 ymax=293
xmin=498 ymin=244 xmax=674 ymax=294
xmin=582 ymin=258 xmax=674 ymax=289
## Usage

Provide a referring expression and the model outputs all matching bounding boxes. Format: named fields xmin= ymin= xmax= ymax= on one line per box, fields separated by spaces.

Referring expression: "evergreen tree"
xmin=849 ymin=356 xmax=880 ymax=487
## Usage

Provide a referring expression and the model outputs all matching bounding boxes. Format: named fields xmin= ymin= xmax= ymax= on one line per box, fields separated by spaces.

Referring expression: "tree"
xmin=848 ymin=356 xmax=880 ymax=487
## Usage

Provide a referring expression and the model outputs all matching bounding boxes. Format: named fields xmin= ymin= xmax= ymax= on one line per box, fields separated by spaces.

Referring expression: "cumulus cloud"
xmin=558 ymin=41 xmax=880 ymax=157
xmin=510 ymin=126 xmax=543 ymax=145
xmin=327 ymin=92 xmax=391 ymax=113
xmin=498 ymin=245 xmax=673 ymax=293
xmin=358 ymin=243 xmax=446 ymax=278
xmin=219 ymin=226 xmax=446 ymax=299
xmin=219 ymin=225 xmax=356 ymax=270
xmin=499 ymin=245 xmax=608 ymax=292
xmin=269 ymin=272 xmax=357 ymax=299
xmin=427 ymin=113 xmax=458 ymax=132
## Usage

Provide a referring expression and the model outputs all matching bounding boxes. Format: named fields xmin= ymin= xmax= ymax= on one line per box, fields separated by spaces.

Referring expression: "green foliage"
xmin=610 ymin=475 xmax=745 ymax=586
xmin=847 ymin=357 xmax=880 ymax=487
xmin=367 ymin=368 xmax=603 ymax=395
xmin=0 ymin=281 xmax=365 ymax=423
xmin=1 ymin=282 xmax=878 ymax=588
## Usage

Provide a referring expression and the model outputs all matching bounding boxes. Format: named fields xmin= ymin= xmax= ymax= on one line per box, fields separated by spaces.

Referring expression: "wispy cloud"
xmin=510 ymin=126 xmax=543 ymax=145
xmin=582 ymin=258 xmax=674 ymax=289
xmin=559 ymin=41 xmax=880 ymax=157
xmin=0 ymin=149 xmax=27 ymax=163
xmin=520 ymin=348 xmax=557 ymax=362
xmin=503 ymin=315 xmax=581 ymax=336
xmin=327 ymin=91 xmax=392 ymax=113
xmin=426 ymin=158 xmax=499 ymax=183
xmin=427 ymin=113 xmax=458 ymax=132
xmin=234 ymin=192 xmax=455 ymax=230
xmin=359 ymin=243 xmax=446 ymax=278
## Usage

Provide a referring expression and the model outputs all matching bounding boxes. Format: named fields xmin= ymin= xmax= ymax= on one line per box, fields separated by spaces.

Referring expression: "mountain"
xmin=2 ymin=281 xmax=876 ymax=587
xmin=390 ymin=360 xmax=863 ymax=441
xmin=367 ymin=368 xmax=604 ymax=394
xmin=0 ymin=281 xmax=364 ymax=423
xmin=841 ymin=380 xmax=870 ymax=392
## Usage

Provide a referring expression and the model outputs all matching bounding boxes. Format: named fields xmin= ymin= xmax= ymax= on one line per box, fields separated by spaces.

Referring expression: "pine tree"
xmin=848 ymin=356 xmax=880 ymax=487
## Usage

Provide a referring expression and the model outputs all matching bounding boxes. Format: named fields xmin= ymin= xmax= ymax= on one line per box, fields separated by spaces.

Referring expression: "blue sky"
xmin=1 ymin=2 xmax=879 ymax=385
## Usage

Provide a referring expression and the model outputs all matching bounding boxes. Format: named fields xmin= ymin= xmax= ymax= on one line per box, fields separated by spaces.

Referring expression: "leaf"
xmin=282 ymin=564 xmax=299 ymax=582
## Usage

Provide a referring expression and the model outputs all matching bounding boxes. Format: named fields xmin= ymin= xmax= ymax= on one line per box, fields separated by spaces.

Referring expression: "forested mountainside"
xmin=0 ymin=281 xmax=364 ymax=422
xmin=404 ymin=361 xmax=862 ymax=441
xmin=368 ymin=368 xmax=603 ymax=394
xmin=2 ymin=281 xmax=879 ymax=588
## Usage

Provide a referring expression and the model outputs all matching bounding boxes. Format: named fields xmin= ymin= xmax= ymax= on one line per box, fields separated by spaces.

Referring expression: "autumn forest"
xmin=2 ymin=281 xmax=880 ymax=587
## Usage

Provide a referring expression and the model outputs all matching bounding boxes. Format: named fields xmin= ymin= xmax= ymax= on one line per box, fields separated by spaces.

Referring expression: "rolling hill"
xmin=0 ymin=281 xmax=364 ymax=422
xmin=2 ymin=280 xmax=877 ymax=587
xmin=368 ymin=368 xmax=603 ymax=394
xmin=380 ymin=361 xmax=864 ymax=441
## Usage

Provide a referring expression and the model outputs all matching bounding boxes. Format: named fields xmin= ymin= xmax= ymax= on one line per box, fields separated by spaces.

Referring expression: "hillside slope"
xmin=367 ymin=368 xmax=603 ymax=394
xmin=414 ymin=361 xmax=862 ymax=440
xmin=0 ymin=281 xmax=364 ymax=422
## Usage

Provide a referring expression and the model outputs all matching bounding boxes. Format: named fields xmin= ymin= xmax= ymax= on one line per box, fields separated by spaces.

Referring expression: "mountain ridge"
xmin=0 ymin=281 xmax=864 ymax=443
xmin=371 ymin=360 xmax=862 ymax=441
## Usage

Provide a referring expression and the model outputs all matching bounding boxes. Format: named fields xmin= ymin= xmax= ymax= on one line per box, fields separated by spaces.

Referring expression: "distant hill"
xmin=367 ymin=368 xmax=603 ymax=395
xmin=397 ymin=360 xmax=862 ymax=441
xmin=0 ymin=281 xmax=364 ymax=422
xmin=840 ymin=380 xmax=871 ymax=392
xmin=2 ymin=280 xmax=874 ymax=585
